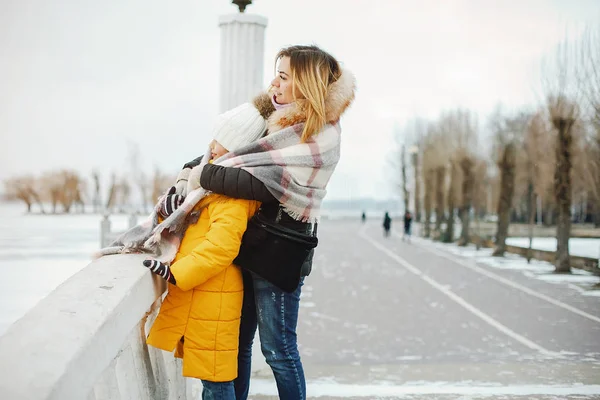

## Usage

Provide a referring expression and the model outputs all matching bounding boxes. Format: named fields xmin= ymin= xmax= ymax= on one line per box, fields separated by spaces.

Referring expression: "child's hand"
xmin=159 ymin=186 xmax=184 ymax=218
xmin=143 ymin=259 xmax=177 ymax=284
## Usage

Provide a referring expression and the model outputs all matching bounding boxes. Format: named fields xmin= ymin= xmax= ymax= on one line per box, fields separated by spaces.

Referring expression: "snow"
xmin=249 ymin=378 xmax=600 ymax=397
xmin=506 ymin=237 xmax=599 ymax=259
xmin=421 ymin=239 xmax=600 ymax=294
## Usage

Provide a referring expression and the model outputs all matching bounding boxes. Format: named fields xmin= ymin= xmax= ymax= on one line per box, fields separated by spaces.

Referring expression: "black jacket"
xmin=199 ymin=163 xmax=277 ymax=204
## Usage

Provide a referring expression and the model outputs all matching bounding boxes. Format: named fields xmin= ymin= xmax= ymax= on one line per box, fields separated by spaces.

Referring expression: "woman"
xmin=182 ymin=45 xmax=356 ymax=400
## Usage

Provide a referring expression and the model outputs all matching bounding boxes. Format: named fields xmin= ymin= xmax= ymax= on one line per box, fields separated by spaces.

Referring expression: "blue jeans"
xmin=235 ymin=270 xmax=305 ymax=400
xmin=201 ymin=380 xmax=234 ymax=400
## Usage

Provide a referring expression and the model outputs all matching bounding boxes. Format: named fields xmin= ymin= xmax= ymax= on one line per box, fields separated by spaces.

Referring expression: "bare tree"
xmin=150 ymin=167 xmax=175 ymax=206
xmin=542 ymin=36 xmax=582 ymax=273
xmin=105 ymin=173 xmax=118 ymax=213
xmin=57 ymin=170 xmax=84 ymax=213
xmin=490 ymin=110 xmax=528 ymax=257
xmin=40 ymin=172 xmax=64 ymax=214
xmin=434 ymin=165 xmax=446 ymax=238
xmin=3 ymin=176 xmax=43 ymax=213
xmin=411 ymin=147 xmax=421 ymax=222
xmin=520 ymin=112 xmax=553 ymax=262
xmin=444 ymin=160 xmax=459 ymax=243
xmin=578 ymin=24 xmax=600 ymax=226
xmin=421 ymin=125 xmax=443 ymax=239
xmin=117 ymin=179 xmax=132 ymax=213
xmin=409 ymin=120 xmax=427 ymax=222
xmin=423 ymin=169 xmax=434 ymax=238
xmin=453 ymin=110 xmax=479 ymax=246
xmin=548 ymin=96 xmax=579 ymax=272
xmin=127 ymin=141 xmax=152 ymax=213
xmin=471 ymin=159 xmax=489 ymax=249
xmin=401 ymin=145 xmax=409 ymax=212
xmin=422 ymin=123 xmax=448 ymax=240
xmin=92 ymin=170 xmax=102 ymax=213
xmin=138 ymin=171 xmax=151 ymax=213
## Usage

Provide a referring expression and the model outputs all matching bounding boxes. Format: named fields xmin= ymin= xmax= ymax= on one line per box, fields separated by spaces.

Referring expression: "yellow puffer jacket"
xmin=146 ymin=193 xmax=260 ymax=382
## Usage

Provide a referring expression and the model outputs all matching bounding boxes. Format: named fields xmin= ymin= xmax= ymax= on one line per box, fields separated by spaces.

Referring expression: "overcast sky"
xmin=1 ymin=0 xmax=599 ymax=200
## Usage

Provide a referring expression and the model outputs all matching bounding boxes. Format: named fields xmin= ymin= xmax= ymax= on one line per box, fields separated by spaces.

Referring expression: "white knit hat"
xmin=212 ymin=102 xmax=267 ymax=152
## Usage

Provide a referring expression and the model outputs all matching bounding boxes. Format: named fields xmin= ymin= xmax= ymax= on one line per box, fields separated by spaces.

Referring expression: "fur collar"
xmin=252 ymin=68 xmax=356 ymax=134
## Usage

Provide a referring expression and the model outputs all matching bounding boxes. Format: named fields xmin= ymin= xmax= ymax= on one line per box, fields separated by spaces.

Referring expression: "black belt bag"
xmin=234 ymin=209 xmax=318 ymax=293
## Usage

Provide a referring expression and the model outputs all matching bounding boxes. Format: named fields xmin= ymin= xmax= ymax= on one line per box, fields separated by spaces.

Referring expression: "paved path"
xmin=247 ymin=220 xmax=600 ymax=399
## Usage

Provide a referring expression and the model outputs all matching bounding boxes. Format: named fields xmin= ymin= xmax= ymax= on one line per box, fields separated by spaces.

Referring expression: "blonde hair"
xmin=275 ymin=45 xmax=342 ymax=142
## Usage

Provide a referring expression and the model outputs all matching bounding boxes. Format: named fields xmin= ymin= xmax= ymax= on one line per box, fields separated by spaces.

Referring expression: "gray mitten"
xmin=186 ymin=164 xmax=204 ymax=195
xmin=174 ymin=168 xmax=191 ymax=197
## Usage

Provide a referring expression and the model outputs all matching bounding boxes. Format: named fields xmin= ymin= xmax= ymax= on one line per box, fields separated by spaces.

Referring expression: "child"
xmin=142 ymin=102 xmax=267 ymax=399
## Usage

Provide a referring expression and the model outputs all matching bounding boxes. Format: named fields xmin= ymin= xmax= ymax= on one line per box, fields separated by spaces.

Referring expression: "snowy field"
xmin=506 ymin=237 xmax=599 ymax=259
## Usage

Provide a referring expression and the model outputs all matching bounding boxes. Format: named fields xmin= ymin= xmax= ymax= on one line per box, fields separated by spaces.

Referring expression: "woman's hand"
xmin=186 ymin=164 xmax=204 ymax=195
xmin=174 ymin=168 xmax=191 ymax=196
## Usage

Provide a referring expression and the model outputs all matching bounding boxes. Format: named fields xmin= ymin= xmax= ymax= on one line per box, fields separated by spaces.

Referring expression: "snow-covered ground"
xmin=250 ymin=378 xmax=600 ymax=398
xmin=507 ymin=237 xmax=599 ymax=259
xmin=423 ymin=239 xmax=600 ymax=296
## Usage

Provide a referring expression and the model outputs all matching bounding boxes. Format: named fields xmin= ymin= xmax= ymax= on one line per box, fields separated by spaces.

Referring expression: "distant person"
xmin=403 ymin=211 xmax=413 ymax=242
xmin=383 ymin=211 xmax=392 ymax=237
xmin=361 ymin=211 xmax=366 ymax=223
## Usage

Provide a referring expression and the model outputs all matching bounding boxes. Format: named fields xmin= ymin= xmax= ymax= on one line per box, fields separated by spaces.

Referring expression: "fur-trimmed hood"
xmin=252 ymin=68 xmax=356 ymax=134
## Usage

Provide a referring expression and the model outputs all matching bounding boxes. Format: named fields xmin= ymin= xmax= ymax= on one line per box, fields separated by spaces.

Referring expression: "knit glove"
xmin=159 ymin=186 xmax=184 ymax=218
xmin=143 ymin=259 xmax=177 ymax=284
xmin=186 ymin=164 xmax=204 ymax=195
xmin=174 ymin=168 xmax=191 ymax=196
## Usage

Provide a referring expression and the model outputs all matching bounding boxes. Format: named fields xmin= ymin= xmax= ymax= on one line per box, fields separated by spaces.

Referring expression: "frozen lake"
xmin=0 ymin=203 xmax=131 ymax=336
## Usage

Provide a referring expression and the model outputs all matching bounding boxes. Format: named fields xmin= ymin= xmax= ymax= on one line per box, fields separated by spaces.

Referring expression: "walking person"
xmin=383 ymin=211 xmax=392 ymax=237
xmin=403 ymin=210 xmax=413 ymax=242
xmin=181 ymin=45 xmax=355 ymax=400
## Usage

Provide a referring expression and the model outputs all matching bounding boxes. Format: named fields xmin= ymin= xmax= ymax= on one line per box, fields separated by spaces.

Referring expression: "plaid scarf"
xmin=216 ymin=121 xmax=341 ymax=222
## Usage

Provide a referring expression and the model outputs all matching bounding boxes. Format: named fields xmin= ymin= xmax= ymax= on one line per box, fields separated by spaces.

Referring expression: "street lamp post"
xmin=219 ymin=0 xmax=267 ymax=112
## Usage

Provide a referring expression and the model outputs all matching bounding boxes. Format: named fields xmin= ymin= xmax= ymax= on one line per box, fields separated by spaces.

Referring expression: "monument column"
xmin=219 ymin=1 xmax=268 ymax=112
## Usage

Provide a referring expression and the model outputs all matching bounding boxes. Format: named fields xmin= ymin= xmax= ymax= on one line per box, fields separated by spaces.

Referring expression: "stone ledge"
xmin=0 ymin=254 xmax=166 ymax=400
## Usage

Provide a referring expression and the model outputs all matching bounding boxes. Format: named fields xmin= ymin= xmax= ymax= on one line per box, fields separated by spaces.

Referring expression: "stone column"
xmin=218 ymin=13 xmax=268 ymax=112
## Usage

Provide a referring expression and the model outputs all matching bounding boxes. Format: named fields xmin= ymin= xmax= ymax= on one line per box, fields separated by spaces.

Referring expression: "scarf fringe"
xmin=282 ymin=206 xmax=320 ymax=224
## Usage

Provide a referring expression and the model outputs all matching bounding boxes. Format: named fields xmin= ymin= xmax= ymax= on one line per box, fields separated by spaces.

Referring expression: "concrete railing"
xmin=0 ymin=254 xmax=199 ymax=399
